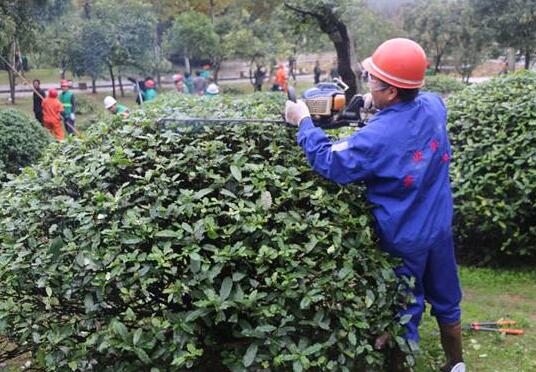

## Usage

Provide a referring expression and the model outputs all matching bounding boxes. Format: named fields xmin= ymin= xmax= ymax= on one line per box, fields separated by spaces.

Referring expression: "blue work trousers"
xmin=392 ymin=235 xmax=462 ymax=341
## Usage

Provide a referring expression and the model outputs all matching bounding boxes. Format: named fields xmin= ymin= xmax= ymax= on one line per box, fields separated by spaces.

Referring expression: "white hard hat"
xmin=104 ymin=96 xmax=117 ymax=109
xmin=206 ymin=83 xmax=219 ymax=95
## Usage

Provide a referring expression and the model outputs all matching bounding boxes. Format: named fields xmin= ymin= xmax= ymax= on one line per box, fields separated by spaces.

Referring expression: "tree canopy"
xmin=470 ymin=0 xmax=536 ymax=68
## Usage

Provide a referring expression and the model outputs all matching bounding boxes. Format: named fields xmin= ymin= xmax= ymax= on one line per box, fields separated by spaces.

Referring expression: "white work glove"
xmin=70 ymin=113 xmax=76 ymax=121
xmin=362 ymin=93 xmax=375 ymax=112
xmin=285 ymin=100 xmax=310 ymax=126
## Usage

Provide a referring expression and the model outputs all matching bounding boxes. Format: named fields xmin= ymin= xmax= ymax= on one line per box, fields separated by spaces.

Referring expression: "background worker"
xmin=59 ymin=79 xmax=76 ymax=135
xmin=103 ymin=96 xmax=129 ymax=117
xmin=193 ymin=71 xmax=207 ymax=96
xmin=200 ymin=64 xmax=211 ymax=79
xmin=285 ymin=38 xmax=464 ymax=372
xmin=41 ymin=88 xmax=64 ymax=141
xmin=142 ymin=79 xmax=157 ymax=102
xmin=313 ymin=60 xmax=322 ymax=84
xmin=32 ymin=79 xmax=46 ymax=125
xmin=184 ymin=72 xmax=195 ymax=95
xmin=273 ymin=63 xmax=288 ymax=92
xmin=254 ymin=65 xmax=266 ymax=92
xmin=173 ymin=74 xmax=189 ymax=93
xmin=205 ymin=78 xmax=220 ymax=97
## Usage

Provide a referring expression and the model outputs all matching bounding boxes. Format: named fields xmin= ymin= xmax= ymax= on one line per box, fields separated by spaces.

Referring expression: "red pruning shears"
xmin=464 ymin=320 xmax=524 ymax=335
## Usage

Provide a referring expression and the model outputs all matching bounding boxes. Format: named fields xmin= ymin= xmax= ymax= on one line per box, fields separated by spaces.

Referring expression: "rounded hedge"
xmin=0 ymin=109 xmax=52 ymax=178
xmin=0 ymin=93 xmax=410 ymax=371
xmin=424 ymin=75 xmax=466 ymax=96
xmin=448 ymin=71 xmax=536 ymax=261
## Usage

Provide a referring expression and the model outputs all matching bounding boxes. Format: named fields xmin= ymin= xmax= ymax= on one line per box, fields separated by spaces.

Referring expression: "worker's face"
xmin=175 ymin=81 xmax=183 ymax=91
xmin=367 ymin=75 xmax=399 ymax=110
xmin=109 ymin=104 xmax=117 ymax=113
xmin=61 ymin=86 xmax=68 ymax=91
xmin=33 ymin=81 xmax=40 ymax=89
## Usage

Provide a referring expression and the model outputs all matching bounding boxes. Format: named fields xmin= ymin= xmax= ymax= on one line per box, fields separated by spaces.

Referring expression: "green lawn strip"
xmin=0 ymin=68 xmax=93 ymax=86
xmin=417 ymin=266 xmax=536 ymax=371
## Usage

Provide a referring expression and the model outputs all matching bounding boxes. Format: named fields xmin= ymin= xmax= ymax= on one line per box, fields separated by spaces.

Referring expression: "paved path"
xmin=0 ymin=74 xmax=494 ymax=99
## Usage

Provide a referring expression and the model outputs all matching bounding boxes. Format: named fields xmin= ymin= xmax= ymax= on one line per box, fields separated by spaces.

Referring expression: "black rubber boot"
xmin=388 ymin=347 xmax=411 ymax=372
xmin=439 ymin=321 xmax=464 ymax=372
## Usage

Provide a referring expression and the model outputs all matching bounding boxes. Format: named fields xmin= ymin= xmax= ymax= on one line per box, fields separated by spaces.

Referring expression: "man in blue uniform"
xmin=285 ymin=38 xmax=464 ymax=372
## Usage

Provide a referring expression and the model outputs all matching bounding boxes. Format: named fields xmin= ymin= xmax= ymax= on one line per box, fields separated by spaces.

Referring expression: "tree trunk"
xmin=118 ymin=75 xmax=125 ymax=97
xmin=434 ymin=50 xmax=443 ymax=74
xmin=507 ymin=48 xmax=516 ymax=72
xmin=7 ymin=41 xmax=17 ymax=104
xmin=213 ymin=60 xmax=221 ymax=83
xmin=248 ymin=58 xmax=256 ymax=87
xmin=184 ymin=56 xmax=191 ymax=74
xmin=284 ymin=2 xmax=357 ymax=101
xmin=109 ymin=64 xmax=116 ymax=98
xmin=209 ymin=0 xmax=215 ymax=24
xmin=7 ymin=69 xmax=16 ymax=104
xmin=92 ymin=77 xmax=97 ymax=94
xmin=329 ymin=23 xmax=357 ymax=101
xmin=83 ymin=0 xmax=92 ymax=19
xmin=524 ymin=49 xmax=531 ymax=70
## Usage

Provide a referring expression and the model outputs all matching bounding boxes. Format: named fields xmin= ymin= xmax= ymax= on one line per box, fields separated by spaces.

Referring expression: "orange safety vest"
xmin=42 ymin=98 xmax=65 ymax=140
xmin=275 ymin=68 xmax=288 ymax=92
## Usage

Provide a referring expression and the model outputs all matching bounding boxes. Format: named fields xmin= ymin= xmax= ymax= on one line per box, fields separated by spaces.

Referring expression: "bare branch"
xmin=283 ymin=1 xmax=324 ymax=20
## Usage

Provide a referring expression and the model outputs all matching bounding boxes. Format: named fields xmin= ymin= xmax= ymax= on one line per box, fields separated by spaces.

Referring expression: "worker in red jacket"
xmin=41 ymin=88 xmax=65 ymax=140
xmin=274 ymin=63 xmax=288 ymax=93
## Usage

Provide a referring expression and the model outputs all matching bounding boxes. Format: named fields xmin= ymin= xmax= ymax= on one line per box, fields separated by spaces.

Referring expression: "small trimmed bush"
xmin=0 ymin=109 xmax=51 ymax=178
xmin=424 ymin=75 xmax=466 ymax=95
xmin=75 ymin=94 xmax=99 ymax=115
xmin=0 ymin=93 xmax=410 ymax=371
xmin=448 ymin=71 xmax=536 ymax=261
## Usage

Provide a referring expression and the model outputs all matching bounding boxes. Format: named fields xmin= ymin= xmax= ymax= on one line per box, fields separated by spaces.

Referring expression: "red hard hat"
xmin=362 ymin=38 xmax=427 ymax=89
xmin=48 ymin=88 xmax=58 ymax=98
xmin=173 ymin=74 xmax=184 ymax=82
xmin=60 ymin=79 xmax=70 ymax=87
xmin=145 ymin=79 xmax=155 ymax=88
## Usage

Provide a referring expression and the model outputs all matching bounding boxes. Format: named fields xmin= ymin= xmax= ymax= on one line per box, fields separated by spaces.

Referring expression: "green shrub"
xmin=219 ymin=85 xmax=249 ymax=95
xmin=0 ymin=109 xmax=52 ymax=178
xmin=0 ymin=93 xmax=410 ymax=371
xmin=75 ymin=94 xmax=98 ymax=115
xmin=448 ymin=70 xmax=536 ymax=261
xmin=424 ymin=75 xmax=466 ymax=95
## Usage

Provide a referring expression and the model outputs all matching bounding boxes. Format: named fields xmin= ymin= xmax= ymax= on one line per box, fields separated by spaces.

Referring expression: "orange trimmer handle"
xmin=499 ymin=328 xmax=524 ymax=335
xmin=496 ymin=320 xmax=517 ymax=326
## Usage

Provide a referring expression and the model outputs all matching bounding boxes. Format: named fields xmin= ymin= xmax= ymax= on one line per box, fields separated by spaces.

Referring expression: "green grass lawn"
xmin=0 ymin=68 xmax=93 ymax=86
xmin=416 ymin=267 xmax=536 ymax=371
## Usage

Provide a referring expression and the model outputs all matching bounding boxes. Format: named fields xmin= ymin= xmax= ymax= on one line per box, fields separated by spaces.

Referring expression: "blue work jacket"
xmin=297 ymin=92 xmax=453 ymax=256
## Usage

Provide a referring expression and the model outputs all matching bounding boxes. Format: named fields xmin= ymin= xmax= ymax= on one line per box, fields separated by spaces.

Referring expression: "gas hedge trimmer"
xmin=157 ymin=81 xmax=367 ymax=130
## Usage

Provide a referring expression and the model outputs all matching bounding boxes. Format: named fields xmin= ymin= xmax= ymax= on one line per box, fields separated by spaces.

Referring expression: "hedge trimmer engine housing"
xmin=301 ymin=82 xmax=365 ymax=129
xmin=303 ymin=83 xmax=346 ymax=117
